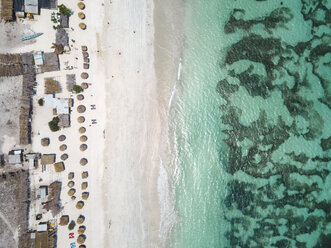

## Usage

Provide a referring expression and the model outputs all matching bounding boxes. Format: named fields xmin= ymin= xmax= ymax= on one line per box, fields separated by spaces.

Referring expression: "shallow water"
xmin=169 ymin=0 xmax=331 ymax=247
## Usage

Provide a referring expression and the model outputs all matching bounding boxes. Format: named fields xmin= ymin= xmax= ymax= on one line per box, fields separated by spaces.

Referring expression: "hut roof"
xmin=77 ymin=94 xmax=84 ymax=100
xmin=77 ymin=2 xmax=85 ymax=10
xmin=60 ymin=144 xmax=67 ymax=151
xmin=79 ymin=127 xmax=86 ymax=134
xmin=68 ymin=172 xmax=74 ymax=179
xmin=41 ymin=154 xmax=55 ymax=165
xmin=81 ymin=182 xmax=88 ymax=190
xmin=77 ymin=234 xmax=86 ymax=244
xmin=54 ymin=162 xmax=65 ymax=172
xmin=81 ymin=83 xmax=88 ymax=89
xmin=41 ymin=138 xmax=50 ymax=146
xmin=60 ymin=14 xmax=69 ymax=28
xmin=80 ymin=158 xmax=88 ymax=166
xmin=82 ymin=171 xmax=88 ymax=178
xmin=58 ymin=135 xmax=66 ymax=141
xmin=80 ymin=144 xmax=87 ymax=151
xmin=83 ymin=63 xmax=89 ymax=69
xmin=77 ymin=215 xmax=85 ymax=224
xmin=81 ymin=72 xmax=89 ymax=79
xmin=71 ymin=196 xmax=76 ymax=200
xmin=60 ymin=215 xmax=69 ymax=225
xmin=60 ymin=153 xmax=68 ymax=160
xmin=1 ymin=0 xmax=14 ymax=21
xmin=76 ymin=201 xmax=84 ymax=209
xmin=78 ymin=226 xmax=86 ymax=234
xmin=81 ymin=46 xmax=88 ymax=51
xmin=58 ymin=114 xmax=70 ymax=127
xmin=77 ymin=105 xmax=86 ymax=113
xmin=40 ymin=53 xmax=60 ymax=73
xmin=79 ymin=22 xmax=87 ymax=30
xmin=80 ymin=135 xmax=88 ymax=142
xmin=77 ymin=116 xmax=85 ymax=123
xmin=82 ymin=192 xmax=89 ymax=200
xmin=83 ymin=57 xmax=89 ymax=63
xmin=82 ymin=51 xmax=89 ymax=58
xmin=78 ymin=12 xmax=85 ymax=19
xmin=66 ymin=74 xmax=76 ymax=91
xmin=68 ymin=188 xmax=76 ymax=196
xmin=68 ymin=181 xmax=75 ymax=188
xmin=56 ymin=28 xmax=69 ymax=46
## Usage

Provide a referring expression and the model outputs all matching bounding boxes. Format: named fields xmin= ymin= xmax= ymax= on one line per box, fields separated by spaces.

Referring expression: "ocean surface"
xmin=168 ymin=0 xmax=331 ymax=247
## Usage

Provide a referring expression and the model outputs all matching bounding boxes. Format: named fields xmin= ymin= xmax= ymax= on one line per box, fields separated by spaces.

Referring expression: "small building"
xmin=33 ymin=51 xmax=44 ymax=66
xmin=44 ymin=94 xmax=70 ymax=115
xmin=41 ymin=154 xmax=55 ymax=165
xmin=37 ymin=223 xmax=47 ymax=232
xmin=56 ymin=28 xmax=69 ymax=47
xmin=24 ymin=0 xmax=39 ymax=14
xmin=26 ymin=153 xmax=39 ymax=169
xmin=8 ymin=150 xmax=23 ymax=164
xmin=60 ymin=14 xmax=69 ymax=28
xmin=58 ymin=114 xmax=70 ymax=127
xmin=39 ymin=186 xmax=48 ymax=199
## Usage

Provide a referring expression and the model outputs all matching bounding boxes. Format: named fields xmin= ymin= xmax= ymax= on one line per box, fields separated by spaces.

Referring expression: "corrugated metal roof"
xmin=8 ymin=154 xmax=22 ymax=164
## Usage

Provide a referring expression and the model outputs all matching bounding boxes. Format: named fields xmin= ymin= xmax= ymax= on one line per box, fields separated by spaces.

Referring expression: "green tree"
xmin=38 ymin=98 xmax=44 ymax=106
xmin=73 ymin=85 xmax=83 ymax=93
xmin=48 ymin=117 xmax=60 ymax=132
xmin=58 ymin=4 xmax=72 ymax=16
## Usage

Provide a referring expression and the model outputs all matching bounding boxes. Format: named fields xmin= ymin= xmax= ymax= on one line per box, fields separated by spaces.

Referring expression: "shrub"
xmin=68 ymin=220 xmax=75 ymax=230
xmin=58 ymin=4 xmax=72 ymax=16
xmin=38 ymin=98 xmax=44 ymax=106
xmin=48 ymin=117 xmax=60 ymax=132
xmin=73 ymin=85 xmax=83 ymax=93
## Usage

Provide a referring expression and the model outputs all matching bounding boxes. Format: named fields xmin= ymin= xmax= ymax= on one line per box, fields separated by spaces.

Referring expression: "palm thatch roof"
xmin=68 ymin=181 xmax=75 ymax=188
xmin=77 ymin=116 xmax=85 ymax=123
xmin=81 ymin=72 xmax=89 ymax=79
xmin=68 ymin=188 xmax=76 ymax=196
xmin=77 ymin=234 xmax=86 ymax=244
xmin=59 ymin=215 xmax=69 ymax=226
xmin=80 ymin=158 xmax=88 ymax=166
xmin=81 ymin=46 xmax=88 ymax=51
xmin=82 ymin=51 xmax=89 ymax=58
xmin=78 ymin=226 xmax=86 ymax=234
xmin=82 ymin=192 xmax=89 ymax=200
xmin=81 ymin=182 xmax=88 ymax=190
xmin=77 ymin=2 xmax=85 ymax=10
xmin=77 ymin=215 xmax=85 ymax=224
xmin=54 ymin=162 xmax=65 ymax=172
xmin=60 ymin=153 xmax=68 ymax=160
xmin=76 ymin=201 xmax=84 ymax=209
xmin=41 ymin=138 xmax=50 ymax=146
xmin=79 ymin=127 xmax=86 ymax=134
xmin=83 ymin=57 xmax=89 ymax=63
xmin=81 ymin=83 xmax=88 ymax=89
xmin=80 ymin=135 xmax=88 ymax=142
xmin=79 ymin=245 xmax=86 ymax=248
xmin=71 ymin=196 xmax=76 ymax=200
xmin=41 ymin=154 xmax=55 ymax=165
xmin=60 ymin=144 xmax=67 ymax=151
xmin=77 ymin=105 xmax=86 ymax=113
xmin=80 ymin=144 xmax=87 ymax=151
xmin=83 ymin=63 xmax=89 ymax=69
xmin=77 ymin=94 xmax=84 ymax=100
xmin=43 ymin=181 xmax=62 ymax=217
xmin=82 ymin=171 xmax=88 ymax=179
xmin=78 ymin=12 xmax=85 ymax=19
xmin=44 ymin=77 xmax=62 ymax=94
xmin=68 ymin=172 xmax=74 ymax=180
xmin=58 ymin=135 xmax=66 ymax=141
xmin=79 ymin=22 xmax=87 ymax=30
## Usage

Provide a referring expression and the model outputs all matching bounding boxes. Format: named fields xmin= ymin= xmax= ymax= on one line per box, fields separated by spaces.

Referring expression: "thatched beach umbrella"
xmin=83 ymin=57 xmax=89 ymax=63
xmin=82 ymin=192 xmax=89 ymax=200
xmin=80 ymin=158 xmax=88 ymax=166
xmin=79 ymin=127 xmax=86 ymax=134
xmin=81 ymin=72 xmax=89 ymax=79
xmin=68 ymin=172 xmax=74 ymax=180
xmin=80 ymin=135 xmax=88 ymax=142
xmin=68 ymin=181 xmax=75 ymax=188
xmin=78 ymin=226 xmax=86 ymax=234
xmin=77 ymin=94 xmax=84 ymax=100
xmin=77 ymin=116 xmax=85 ymax=123
xmin=81 ymin=182 xmax=88 ymax=190
xmin=54 ymin=162 xmax=65 ymax=172
xmin=77 ymin=2 xmax=85 ymax=10
xmin=77 ymin=234 xmax=86 ymax=244
xmin=68 ymin=188 xmax=76 ymax=196
xmin=77 ymin=215 xmax=85 ymax=224
xmin=77 ymin=105 xmax=86 ymax=113
xmin=79 ymin=22 xmax=87 ymax=30
xmin=82 ymin=51 xmax=89 ymax=58
xmin=60 ymin=144 xmax=67 ymax=151
xmin=79 ymin=245 xmax=86 ymax=248
xmin=82 ymin=171 xmax=88 ymax=179
xmin=58 ymin=135 xmax=66 ymax=141
xmin=71 ymin=196 xmax=76 ymax=200
xmin=41 ymin=138 xmax=50 ymax=146
xmin=78 ymin=12 xmax=85 ymax=19
xmin=81 ymin=83 xmax=88 ymax=89
xmin=80 ymin=144 xmax=88 ymax=151
xmin=83 ymin=63 xmax=89 ymax=69
xmin=59 ymin=215 xmax=69 ymax=226
xmin=81 ymin=46 xmax=87 ymax=51
xmin=76 ymin=201 xmax=84 ymax=209
xmin=61 ymin=153 xmax=68 ymax=161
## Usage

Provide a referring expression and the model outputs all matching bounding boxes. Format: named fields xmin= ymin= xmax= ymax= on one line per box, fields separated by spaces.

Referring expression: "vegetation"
xmin=58 ymin=4 xmax=72 ymax=16
xmin=45 ymin=77 xmax=62 ymax=94
xmin=73 ymin=85 xmax=83 ymax=93
xmin=38 ymin=98 xmax=44 ymax=106
xmin=48 ymin=117 xmax=60 ymax=132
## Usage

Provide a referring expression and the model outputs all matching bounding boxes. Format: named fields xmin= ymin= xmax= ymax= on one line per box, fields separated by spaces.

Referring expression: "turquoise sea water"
xmin=169 ymin=0 xmax=331 ymax=247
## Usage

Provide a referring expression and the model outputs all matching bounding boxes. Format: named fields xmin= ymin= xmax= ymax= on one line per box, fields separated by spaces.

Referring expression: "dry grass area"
xmin=44 ymin=77 xmax=62 ymax=94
